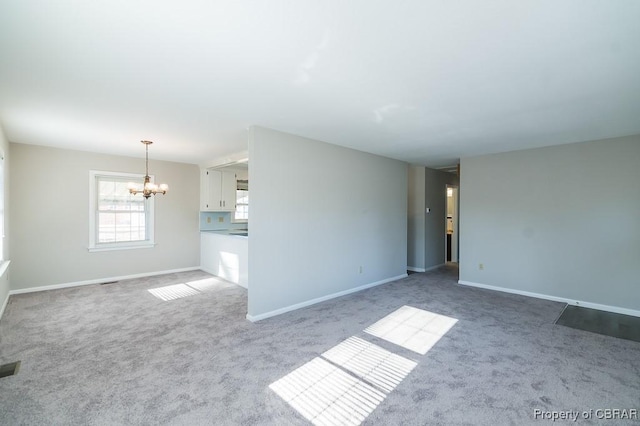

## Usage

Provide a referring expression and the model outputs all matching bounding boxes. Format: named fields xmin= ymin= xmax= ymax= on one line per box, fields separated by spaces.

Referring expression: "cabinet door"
xmin=200 ymin=169 xmax=236 ymax=212
xmin=220 ymin=171 xmax=237 ymax=211
xmin=208 ymin=170 xmax=224 ymax=209
xmin=200 ymin=169 xmax=212 ymax=211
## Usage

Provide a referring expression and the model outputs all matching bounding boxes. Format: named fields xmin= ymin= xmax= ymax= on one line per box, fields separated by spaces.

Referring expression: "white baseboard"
xmin=407 ymin=263 xmax=445 ymax=273
xmin=199 ymin=266 xmax=216 ymax=276
xmin=246 ymin=273 xmax=408 ymax=322
xmin=8 ymin=267 xmax=201 ymax=296
xmin=425 ymin=263 xmax=445 ymax=272
xmin=458 ymin=280 xmax=640 ymax=318
xmin=199 ymin=266 xmax=247 ymax=289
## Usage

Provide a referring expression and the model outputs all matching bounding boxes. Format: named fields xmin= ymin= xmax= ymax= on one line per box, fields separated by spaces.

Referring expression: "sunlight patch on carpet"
xmin=270 ymin=337 xmax=416 ymax=426
xmin=186 ymin=277 xmax=235 ymax=292
xmin=148 ymin=283 xmax=201 ymax=301
xmin=148 ymin=277 xmax=238 ymax=301
xmin=364 ymin=305 xmax=457 ymax=354
xmin=322 ymin=337 xmax=417 ymax=393
xmin=270 ymin=357 xmax=385 ymax=425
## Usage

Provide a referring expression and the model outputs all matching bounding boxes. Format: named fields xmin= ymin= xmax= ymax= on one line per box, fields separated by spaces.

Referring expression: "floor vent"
xmin=100 ymin=281 xmax=118 ymax=285
xmin=0 ymin=361 xmax=21 ymax=378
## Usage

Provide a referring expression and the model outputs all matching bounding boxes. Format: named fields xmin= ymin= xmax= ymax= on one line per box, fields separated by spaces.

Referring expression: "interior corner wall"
xmin=248 ymin=126 xmax=408 ymax=319
xmin=0 ymin=124 xmax=10 ymax=316
xmin=407 ymin=166 xmax=426 ymax=270
xmin=424 ymin=168 xmax=459 ymax=270
xmin=9 ymin=143 xmax=201 ymax=290
xmin=460 ymin=134 xmax=640 ymax=312
xmin=407 ymin=166 xmax=458 ymax=271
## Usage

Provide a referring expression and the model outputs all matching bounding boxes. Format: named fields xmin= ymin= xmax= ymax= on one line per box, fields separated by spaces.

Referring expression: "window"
xmin=234 ymin=179 xmax=248 ymax=222
xmin=89 ymin=171 xmax=154 ymax=251
xmin=0 ymin=151 xmax=4 ymax=261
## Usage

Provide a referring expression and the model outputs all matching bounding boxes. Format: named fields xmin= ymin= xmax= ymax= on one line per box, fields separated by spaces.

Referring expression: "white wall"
xmin=0 ymin=124 xmax=10 ymax=318
xmin=10 ymin=143 xmax=200 ymax=290
xmin=248 ymin=126 xmax=408 ymax=320
xmin=460 ymin=135 xmax=640 ymax=313
xmin=407 ymin=166 xmax=458 ymax=271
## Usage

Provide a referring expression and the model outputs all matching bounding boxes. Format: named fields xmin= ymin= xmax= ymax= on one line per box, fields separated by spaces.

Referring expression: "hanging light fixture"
xmin=127 ymin=140 xmax=168 ymax=199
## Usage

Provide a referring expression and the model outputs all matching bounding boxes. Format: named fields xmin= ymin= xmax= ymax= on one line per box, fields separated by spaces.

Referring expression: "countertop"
xmin=201 ymin=229 xmax=248 ymax=238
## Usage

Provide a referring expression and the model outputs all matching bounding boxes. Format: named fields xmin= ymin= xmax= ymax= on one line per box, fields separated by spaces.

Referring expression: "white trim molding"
xmin=425 ymin=263 xmax=446 ymax=272
xmin=9 ymin=267 xmax=201 ymax=295
xmin=0 ymin=292 xmax=8 ymax=322
xmin=458 ymin=280 xmax=640 ymax=318
xmin=407 ymin=263 xmax=446 ymax=273
xmin=88 ymin=170 xmax=155 ymax=252
xmin=246 ymin=273 xmax=408 ymax=322
xmin=0 ymin=260 xmax=11 ymax=321
xmin=199 ymin=266 xmax=247 ymax=289
xmin=0 ymin=260 xmax=10 ymax=279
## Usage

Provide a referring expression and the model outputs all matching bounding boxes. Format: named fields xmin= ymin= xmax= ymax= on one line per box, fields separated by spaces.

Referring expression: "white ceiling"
xmin=1 ymin=1 xmax=639 ymax=167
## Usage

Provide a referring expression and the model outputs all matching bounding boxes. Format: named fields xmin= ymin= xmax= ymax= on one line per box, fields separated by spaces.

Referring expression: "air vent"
xmin=0 ymin=361 xmax=21 ymax=378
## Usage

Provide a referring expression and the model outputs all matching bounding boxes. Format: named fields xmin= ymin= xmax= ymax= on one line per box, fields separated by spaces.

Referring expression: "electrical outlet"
xmin=479 ymin=263 xmax=484 ymax=270
xmin=359 ymin=266 xmax=363 ymax=274
xmin=218 ymin=217 xmax=224 ymax=223
xmin=206 ymin=217 xmax=211 ymax=223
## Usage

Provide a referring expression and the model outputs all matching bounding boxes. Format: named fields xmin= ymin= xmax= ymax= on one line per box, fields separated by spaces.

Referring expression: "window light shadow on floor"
xmin=147 ymin=277 xmax=236 ymax=301
xmin=147 ymin=283 xmax=201 ymax=301
xmin=364 ymin=305 xmax=458 ymax=355
xmin=186 ymin=277 xmax=235 ymax=292
xmin=270 ymin=337 xmax=416 ymax=426
xmin=270 ymin=357 xmax=385 ymax=426
xmin=270 ymin=305 xmax=458 ymax=425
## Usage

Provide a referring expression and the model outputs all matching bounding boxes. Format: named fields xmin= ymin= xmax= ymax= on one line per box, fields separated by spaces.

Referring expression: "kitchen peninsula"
xmin=199 ymin=160 xmax=248 ymax=288
xmin=200 ymin=227 xmax=248 ymax=289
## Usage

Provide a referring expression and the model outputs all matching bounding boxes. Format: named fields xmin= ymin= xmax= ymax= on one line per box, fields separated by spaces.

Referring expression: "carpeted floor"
xmin=0 ymin=266 xmax=639 ymax=425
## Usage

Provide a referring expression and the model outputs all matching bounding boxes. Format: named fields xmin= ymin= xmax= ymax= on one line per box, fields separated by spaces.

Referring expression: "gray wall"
xmin=460 ymin=134 xmax=640 ymax=312
xmin=10 ymin=143 xmax=200 ymax=290
xmin=407 ymin=166 xmax=425 ymax=269
xmin=248 ymin=126 xmax=408 ymax=319
xmin=0 ymin=124 xmax=9 ymax=313
xmin=407 ymin=165 xmax=458 ymax=271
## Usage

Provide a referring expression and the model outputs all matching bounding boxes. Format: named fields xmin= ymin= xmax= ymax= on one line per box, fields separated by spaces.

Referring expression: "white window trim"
xmin=231 ymin=189 xmax=248 ymax=223
xmin=0 ymin=150 xmax=4 ymax=263
xmin=0 ymin=260 xmax=9 ymax=278
xmin=88 ymin=170 xmax=155 ymax=252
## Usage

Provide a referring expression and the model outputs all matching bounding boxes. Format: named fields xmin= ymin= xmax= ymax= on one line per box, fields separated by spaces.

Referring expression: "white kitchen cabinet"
xmin=200 ymin=169 xmax=236 ymax=212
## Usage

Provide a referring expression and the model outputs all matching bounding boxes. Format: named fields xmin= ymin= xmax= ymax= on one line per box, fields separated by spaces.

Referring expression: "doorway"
xmin=446 ymin=185 xmax=458 ymax=263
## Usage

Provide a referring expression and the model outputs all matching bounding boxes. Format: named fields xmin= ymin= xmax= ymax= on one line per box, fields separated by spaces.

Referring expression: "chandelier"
xmin=128 ymin=140 xmax=168 ymax=199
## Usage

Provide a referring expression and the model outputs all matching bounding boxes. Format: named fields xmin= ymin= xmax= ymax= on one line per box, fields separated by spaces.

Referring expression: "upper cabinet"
xmin=200 ymin=169 xmax=236 ymax=212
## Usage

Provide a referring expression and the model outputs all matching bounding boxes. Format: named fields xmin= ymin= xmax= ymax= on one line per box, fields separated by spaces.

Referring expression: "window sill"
xmin=0 ymin=260 xmax=10 ymax=278
xmin=88 ymin=243 xmax=155 ymax=253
